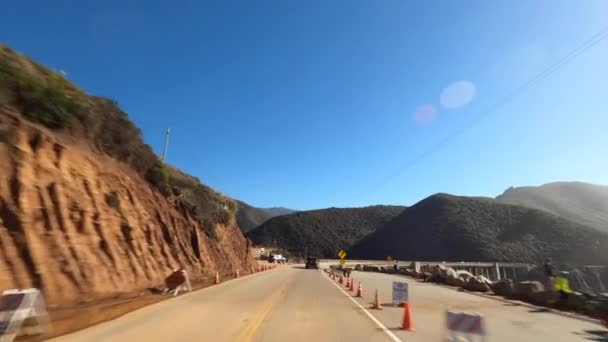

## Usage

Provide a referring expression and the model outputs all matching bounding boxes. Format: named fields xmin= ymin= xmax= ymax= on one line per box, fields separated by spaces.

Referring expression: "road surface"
xmin=51 ymin=263 xmax=605 ymax=342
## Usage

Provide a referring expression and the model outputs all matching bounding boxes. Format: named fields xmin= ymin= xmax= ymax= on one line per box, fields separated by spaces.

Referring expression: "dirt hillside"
xmin=0 ymin=108 xmax=256 ymax=309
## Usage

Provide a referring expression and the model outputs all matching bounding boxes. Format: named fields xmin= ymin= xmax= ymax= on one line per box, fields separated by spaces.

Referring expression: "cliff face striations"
xmin=0 ymin=110 xmax=255 ymax=308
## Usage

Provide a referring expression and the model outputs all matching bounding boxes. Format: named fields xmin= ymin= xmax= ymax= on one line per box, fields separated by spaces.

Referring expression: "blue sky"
xmin=2 ymin=1 xmax=607 ymax=210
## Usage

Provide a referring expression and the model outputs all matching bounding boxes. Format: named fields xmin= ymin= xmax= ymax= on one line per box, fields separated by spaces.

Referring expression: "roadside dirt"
xmin=17 ymin=272 xmax=255 ymax=341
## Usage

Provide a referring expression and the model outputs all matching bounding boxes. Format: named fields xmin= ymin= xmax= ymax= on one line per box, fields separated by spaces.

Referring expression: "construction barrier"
xmin=164 ymin=269 xmax=192 ymax=296
xmin=446 ymin=311 xmax=486 ymax=342
xmin=0 ymin=288 xmax=48 ymax=342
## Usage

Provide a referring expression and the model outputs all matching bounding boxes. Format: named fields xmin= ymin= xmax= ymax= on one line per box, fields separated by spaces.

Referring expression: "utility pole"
xmin=162 ymin=128 xmax=171 ymax=162
xmin=305 ymin=246 xmax=308 ymax=259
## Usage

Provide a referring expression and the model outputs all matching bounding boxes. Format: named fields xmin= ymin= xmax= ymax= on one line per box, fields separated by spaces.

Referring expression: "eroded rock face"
xmin=0 ymin=114 xmax=256 ymax=308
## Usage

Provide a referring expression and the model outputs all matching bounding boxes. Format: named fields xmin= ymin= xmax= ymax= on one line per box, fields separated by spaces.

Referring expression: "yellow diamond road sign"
xmin=338 ymin=250 xmax=347 ymax=259
xmin=339 ymin=259 xmax=346 ymax=265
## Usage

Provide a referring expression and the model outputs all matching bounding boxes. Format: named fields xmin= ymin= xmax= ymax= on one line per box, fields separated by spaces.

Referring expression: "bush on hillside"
xmin=246 ymin=206 xmax=405 ymax=258
xmin=145 ymin=162 xmax=173 ymax=196
xmin=349 ymin=194 xmax=608 ymax=265
xmin=0 ymin=57 xmax=81 ymax=129
xmin=0 ymin=44 xmax=237 ymax=230
xmin=167 ymin=166 xmax=237 ymax=238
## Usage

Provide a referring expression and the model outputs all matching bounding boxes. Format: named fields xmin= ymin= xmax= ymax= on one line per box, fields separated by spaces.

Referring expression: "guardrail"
xmin=319 ymin=259 xmax=535 ymax=281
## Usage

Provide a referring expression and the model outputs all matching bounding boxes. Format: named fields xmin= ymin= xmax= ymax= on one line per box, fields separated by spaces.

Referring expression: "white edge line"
xmin=323 ymin=271 xmax=402 ymax=342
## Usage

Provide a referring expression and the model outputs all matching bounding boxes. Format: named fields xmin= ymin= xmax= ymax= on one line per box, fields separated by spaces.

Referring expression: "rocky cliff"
xmin=0 ymin=108 xmax=256 ymax=309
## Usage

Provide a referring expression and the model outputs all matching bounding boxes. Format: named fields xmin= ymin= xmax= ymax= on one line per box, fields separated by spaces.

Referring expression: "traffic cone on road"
xmin=339 ymin=276 xmax=343 ymax=284
xmin=345 ymin=278 xmax=350 ymax=288
xmin=401 ymin=302 xmax=415 ymax=331
xmin=214 ymin=271 xmax=220 ymax=284
xmin=356 ymin=282 xmax=363 ymax=298
xmin=371 ymin=289 xmax=381 ymax=310
xmin=349 ymin=279 xmax=355 ymax=291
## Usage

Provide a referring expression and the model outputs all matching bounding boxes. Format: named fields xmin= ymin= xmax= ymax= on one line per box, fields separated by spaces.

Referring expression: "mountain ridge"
xmin=496 ymin=181 xmax=608 ymax=234
xmin=350 ymin=193 xmax=608 ymax=264
xmin=247 ymin=205 xmax=405 ymax=258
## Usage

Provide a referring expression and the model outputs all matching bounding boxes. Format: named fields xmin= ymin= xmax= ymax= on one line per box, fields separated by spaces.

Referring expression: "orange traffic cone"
xmin=331 ymin=273 xmax=335 ymax=280
xmin=401 ymin=302 xmax=415 ymax=331
xmin=339 ymin=276 xmax=343 ymax=284
xmin=215 ymin=271 xmax=220 ymax=284
xmin=349 ymin=279 xmax=355 ymax=291
xmin=356 ymin=282 xmax=363 ymax=297
xmin=371 ymin=289 xmax=381 ymax=310
xmin=345 ymin=278 xmax=350 ymax=288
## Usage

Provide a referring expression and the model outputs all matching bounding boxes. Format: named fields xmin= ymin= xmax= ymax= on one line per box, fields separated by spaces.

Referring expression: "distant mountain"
xmin=246 ymin=205 xmax=406 ymax=258
xmin=236 ymin=202 xmax=298 ymax=233
xmin=349 ymin=194 xmax=608 ymax=265
xmin=496 ymin=182 xmax=608 ymax=234
xmin=262 ymin=207 xmax=299 ymax=216
xmin=236 ymin=201 xmax=274 ymax=233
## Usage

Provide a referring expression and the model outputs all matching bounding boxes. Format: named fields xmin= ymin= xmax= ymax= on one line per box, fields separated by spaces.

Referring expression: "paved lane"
xmin=325 ymin=265 xmax=604 ymax=342
xmin=50 ymin=266 xmax=392 ymax=342
xmin=50 ymin=264 xmax=605 ymax=342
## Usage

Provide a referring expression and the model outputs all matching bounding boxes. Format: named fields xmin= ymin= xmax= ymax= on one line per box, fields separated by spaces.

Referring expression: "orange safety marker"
xmin=349 ymin=278 xmax=355 ymax=291
xmin=339 ymin=276 xmax=343 ymax=284
xmin=371 ymin=289 xmax=381 ymax=310
xmin=215 ymin=271 xmax=220 ymax=284
xmin=401 ymin=302 xmax=415 ymax=331
xmin=356 ymin=282 xmax=363 ymax=297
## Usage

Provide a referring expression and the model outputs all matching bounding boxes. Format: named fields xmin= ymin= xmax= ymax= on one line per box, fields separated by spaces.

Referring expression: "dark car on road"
xmin=305 ymin=257 xmax=319 ymax=269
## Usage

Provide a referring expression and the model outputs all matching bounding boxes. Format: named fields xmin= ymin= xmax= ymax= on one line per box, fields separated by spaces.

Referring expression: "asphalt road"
xmin=51 ymin=264 xmax=605 ymax=342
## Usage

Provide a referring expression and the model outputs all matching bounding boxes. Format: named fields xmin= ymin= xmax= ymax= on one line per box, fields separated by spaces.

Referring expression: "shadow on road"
xmin=375 ymin=327 xmax=405 ymax=332
xmin=145 ymin=287 xmax=165 ymax=295
xmin=528 ymin=308 xmax=551 ymax=313
xmin=503 ymin=302 xmax=522 ymax=307
xmin=572 ymin=329 xmax=608 ymax=341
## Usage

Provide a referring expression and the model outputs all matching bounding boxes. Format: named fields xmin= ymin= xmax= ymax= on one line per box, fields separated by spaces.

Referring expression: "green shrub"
xmin=145 ymin=162 xmax=172 ymax=196
xmin=1 ymin=44 xmax=238 ymax=229
xmin=0 ymin=61 xmax=80 ymax=129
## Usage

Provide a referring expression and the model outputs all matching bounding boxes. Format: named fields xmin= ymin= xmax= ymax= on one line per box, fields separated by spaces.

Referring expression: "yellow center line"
xmin=234 ymin=276 xmax=292 ymax=342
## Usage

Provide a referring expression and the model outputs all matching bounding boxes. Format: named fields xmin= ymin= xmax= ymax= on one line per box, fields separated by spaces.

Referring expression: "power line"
xmin=361 ymin=26 xmax=608 ymax=199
